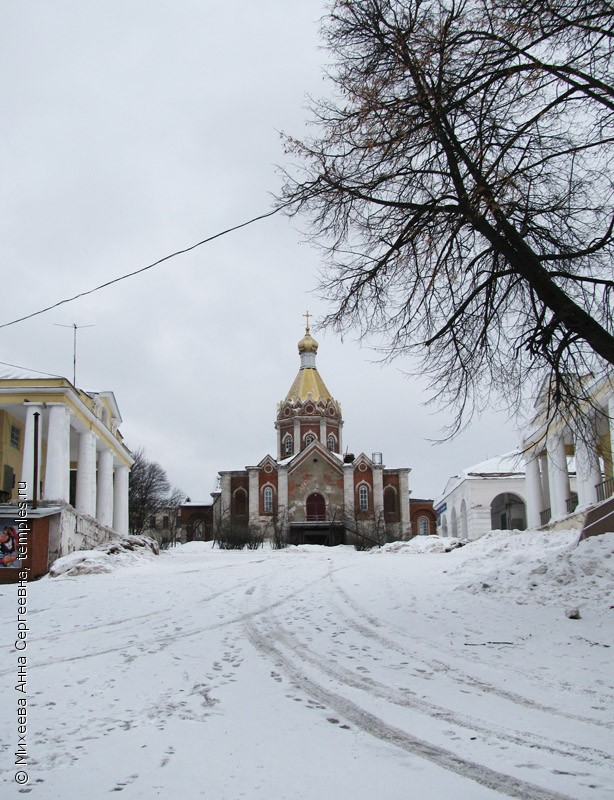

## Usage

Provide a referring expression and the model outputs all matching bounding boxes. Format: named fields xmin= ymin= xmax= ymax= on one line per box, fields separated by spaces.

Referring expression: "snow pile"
xmin=454 ymin=529 xmax=614 ymax=609
xmin=49 ymin=535 xmax=159 ymax=577
xmin=179 ymin=540 xmax=216 ymax=552
xmin=376 ymin=536 xmax=467 ymax=555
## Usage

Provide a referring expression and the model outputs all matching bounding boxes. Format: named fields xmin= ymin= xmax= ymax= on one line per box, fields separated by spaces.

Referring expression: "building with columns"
xmin=435 ymin=452 xmax=533 ymax=541
xmin=0 ymin=367 xmax=133 ymax=577
xmin=210 ymin=322 xmax=413 ymax=544
xmin=522 ymin=374 xmax=614 ymax=529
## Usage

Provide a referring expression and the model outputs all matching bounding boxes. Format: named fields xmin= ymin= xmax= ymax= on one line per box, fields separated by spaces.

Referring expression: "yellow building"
xmin=0 ymin=366 xmax=133 ymax=533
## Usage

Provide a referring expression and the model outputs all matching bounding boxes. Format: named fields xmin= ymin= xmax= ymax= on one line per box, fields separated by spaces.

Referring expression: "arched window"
xmin=304 ymin=433 xmax=316 ymax=446
xmin=263 ymin=486 xmax=273 ymax=514
xmin=418 ymin=516 xmax=429 ymax=536
xmin=359 ymin=484 xmax=369 ymax=512
xmin=233 ymin=488 xmax=247 ymax=518
xmin=327 ymin=434 xmax=336 ymax=451
xmin=283 ymin=435 xmax=293 ymax=456
xmin=384 ymin=486 xmax=397 ymax=515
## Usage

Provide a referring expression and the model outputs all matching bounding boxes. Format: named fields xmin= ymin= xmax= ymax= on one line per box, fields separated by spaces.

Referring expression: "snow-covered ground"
xmin=1 ymin=530 xmax=612 ymax=799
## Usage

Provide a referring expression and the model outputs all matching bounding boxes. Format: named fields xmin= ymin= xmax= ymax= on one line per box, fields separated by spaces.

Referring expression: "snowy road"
xmin=1 ymin=534 xmax=613 ymax=799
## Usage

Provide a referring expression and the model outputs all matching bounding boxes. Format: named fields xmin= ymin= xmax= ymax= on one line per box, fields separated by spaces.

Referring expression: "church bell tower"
xmin=275 ymin=314 xmax=343 ymax=460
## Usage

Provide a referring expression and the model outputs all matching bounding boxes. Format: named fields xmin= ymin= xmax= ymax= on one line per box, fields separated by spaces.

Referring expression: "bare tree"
xmin=344 ymin=510 xmax=391 ymax=549
xmin=265 ymin=504 xmax=289 ymax=549
xmin=279 ymin=0 xmax=614 ymax=432
xmin=128 ymin=448 xmax=184 ymax=536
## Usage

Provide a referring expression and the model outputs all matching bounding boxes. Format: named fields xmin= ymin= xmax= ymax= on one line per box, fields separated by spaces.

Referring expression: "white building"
xmin=435 ymin=452 xmax=529 ymax=541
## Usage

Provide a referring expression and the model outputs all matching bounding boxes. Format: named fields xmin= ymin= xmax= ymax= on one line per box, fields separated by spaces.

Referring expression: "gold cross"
xmin=303 ymin=310 xmax=311 ymax=332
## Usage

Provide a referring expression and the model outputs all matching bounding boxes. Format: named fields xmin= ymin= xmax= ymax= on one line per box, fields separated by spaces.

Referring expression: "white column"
xmin=276 ymin=426 xmax=282 ymax=460
xmin=21 ymin=404 xmax=43 ymax=501
xmin=468 ymin=504 xmax=493 ymax=541
xmin=343 ymin=463 xmax=354 ymax=520
xmin=608 ymin=396 xmax=614 ymax=475
xmin=113 ymin=465 xmax=129 ymax=535
xmin=398 ymin=468 xmax=411 ymax=539
xmin=320 ymin=419 xmax=327 ymax=445
xmin=539 ymin=454 xmax=551 ymax=512
xmin=293 ymin=418 xmax=300 ymax=455
xmin=75 ymin=429 xmax=97 ymax=517
xmin=278 ymin=465 xmax=288 ymax=520
xmin=248 ymin=467 xmax=259 ymax=525
xmin=372 ymin=465 xmax=384 ymax=518
xmin=547 ymin=433 xmax=570 ymax=520
xmin=96 ymin=449 xmax=114 ymax=527
xmin=575 ymin=433 xmax=600 ymax=508
xmin=44 ymin=405 xmax=71 ymax=502
xmin=524 ymin=454 xmax=544 ymax=529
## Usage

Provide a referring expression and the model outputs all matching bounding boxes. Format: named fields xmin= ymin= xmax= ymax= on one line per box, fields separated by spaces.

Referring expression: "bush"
xmin=215 ymin=521 xmax=264 ymax=550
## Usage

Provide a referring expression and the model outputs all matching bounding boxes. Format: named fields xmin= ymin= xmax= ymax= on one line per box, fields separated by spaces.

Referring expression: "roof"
xmin=285 ymin=367 xmax=333 ymax=403
xmin=0 ymin=363 xmax=66 ymax=381
xmin=436 ymin=451 xmax=526 ymax=504
xmin=463 ymin=451 xmax=525 ymax=478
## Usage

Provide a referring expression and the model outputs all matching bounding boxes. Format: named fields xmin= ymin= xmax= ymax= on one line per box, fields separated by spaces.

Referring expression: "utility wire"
xmin=0 ymin=204 xmax=286 ymax=330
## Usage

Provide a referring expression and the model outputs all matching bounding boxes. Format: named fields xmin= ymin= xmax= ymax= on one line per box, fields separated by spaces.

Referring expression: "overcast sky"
xmin=0 ymin=1 xmax=521 ymax=502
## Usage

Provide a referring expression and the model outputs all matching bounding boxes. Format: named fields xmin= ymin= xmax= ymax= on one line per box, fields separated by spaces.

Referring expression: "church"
xmin=200 ymin=318 xmax=414 ymax=545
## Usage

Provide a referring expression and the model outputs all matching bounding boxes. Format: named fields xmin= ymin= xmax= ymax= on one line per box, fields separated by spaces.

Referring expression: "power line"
xmin=0 ymin=204 xmax=285 ymax=331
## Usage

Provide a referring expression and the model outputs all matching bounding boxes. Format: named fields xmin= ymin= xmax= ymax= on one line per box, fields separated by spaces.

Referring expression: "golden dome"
xmin=298 ymin=330 xmax=318 ymax=354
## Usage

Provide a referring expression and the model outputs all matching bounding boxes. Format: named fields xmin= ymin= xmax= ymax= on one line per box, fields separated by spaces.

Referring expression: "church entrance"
xmin=306 ymin=492 xmax=326 ymax=521
xmin=288 ymin=521 xmax=346 ymax=547
xmin=288 ymin=493 xmax=345 ymax=545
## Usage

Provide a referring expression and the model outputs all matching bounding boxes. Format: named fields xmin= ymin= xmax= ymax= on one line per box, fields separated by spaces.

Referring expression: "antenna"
xmin=53 ymin=322 xmax=95 ymax=387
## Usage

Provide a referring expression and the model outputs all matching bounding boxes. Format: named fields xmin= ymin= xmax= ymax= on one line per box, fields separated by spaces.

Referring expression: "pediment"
xmin=256 ymin=454 xmax=278 ymax=471
xmin=287 ymin=440 xmax=343 ymax=474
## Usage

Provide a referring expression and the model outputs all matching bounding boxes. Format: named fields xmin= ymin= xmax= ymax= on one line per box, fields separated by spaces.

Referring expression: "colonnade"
xmin=20 ymin=402 xmax=129 ymax=534
xmin=523 ymin=395 xmax=613 ymax=527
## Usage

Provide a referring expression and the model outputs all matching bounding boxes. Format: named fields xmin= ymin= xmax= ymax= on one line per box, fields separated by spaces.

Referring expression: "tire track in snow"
xmin=244 ymin=619 xmax=576 ymax=800
xmin=253 ymin=610 xmax=611 ymax=769
xmin=327 ymin=571 xmax=612 ymax=729
xmin=22 ymin=570 xmax=278 ymax=643
xmin=0 ymin=559 xmax=345 ymax=675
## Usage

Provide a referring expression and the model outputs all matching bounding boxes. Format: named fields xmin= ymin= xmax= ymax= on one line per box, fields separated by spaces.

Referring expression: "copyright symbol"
xmin=15 ymin=771 xmax=29 ymax=784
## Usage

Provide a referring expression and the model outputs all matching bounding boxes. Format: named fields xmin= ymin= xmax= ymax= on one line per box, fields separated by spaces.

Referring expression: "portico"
xmin=0 ymin=370 xmax=132 ymax=535
xmin=522 ymin=375 xmax=613 ymax=526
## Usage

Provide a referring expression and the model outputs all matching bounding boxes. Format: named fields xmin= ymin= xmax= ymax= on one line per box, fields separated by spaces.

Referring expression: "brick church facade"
xmin=210 ymin=321 xmax=412 ymax=545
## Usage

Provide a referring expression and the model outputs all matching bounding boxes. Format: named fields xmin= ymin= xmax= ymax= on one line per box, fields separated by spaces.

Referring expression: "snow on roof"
xmin=463 ymin=450 xmax=525 ymax=478
xmin=0 ymin=362 xmax=66 ymax=381
xmin=435 ymin=451 xmax=525 ymax=505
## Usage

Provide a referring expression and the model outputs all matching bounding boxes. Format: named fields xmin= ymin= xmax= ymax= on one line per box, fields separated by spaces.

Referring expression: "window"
xmin=305 ymin=434 xmax=316 ymax=446
xmin=384 ymin=487 xmax=397 ymax=515
xmin=233 ymin=488 xmax=247 ymax=518
xmin=327 ymin=434 xmax=336 ymax=451
xmin=418 ymin=516 xmax=429 ymax=536
xmin=283 ymin=435 xmax=293 ymax=456
xmin=149 ymin=515 xmax=157 ymax=529
xmin=162 ymin=515 xmax=170 ymax=530
xmin=263 ymin=486 xmax=273 ymax=514
xmin=10 ymin=425 xmax=20 ymax=450
xmin=359 ymin=484 xmax=369 ymax=512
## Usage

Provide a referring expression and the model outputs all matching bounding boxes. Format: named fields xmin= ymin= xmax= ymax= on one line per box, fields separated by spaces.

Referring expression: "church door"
xmin=306 ymin=492 xmax=326 ymax=521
